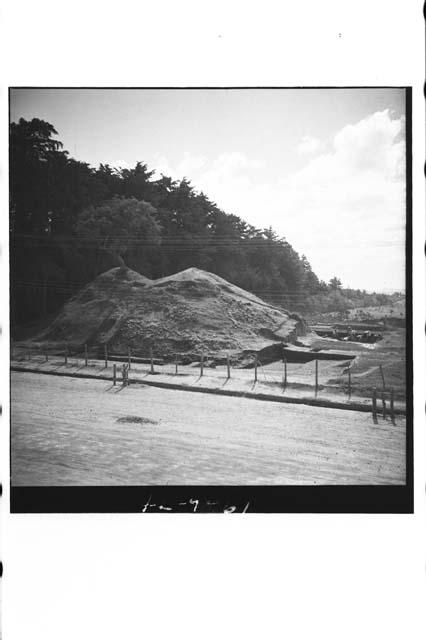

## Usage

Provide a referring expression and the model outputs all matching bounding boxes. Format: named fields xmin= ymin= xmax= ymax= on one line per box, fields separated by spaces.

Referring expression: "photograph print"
xmin=9 ymin=87 xmax=412 ymax=512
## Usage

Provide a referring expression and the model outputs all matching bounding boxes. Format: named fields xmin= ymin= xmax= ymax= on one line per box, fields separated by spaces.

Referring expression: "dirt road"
xmin=11 ymin=372 xmax=406 ymax=486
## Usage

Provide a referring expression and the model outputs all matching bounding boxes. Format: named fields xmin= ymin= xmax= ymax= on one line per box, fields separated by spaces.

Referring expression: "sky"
xmin=10 ymin=88 xmax=407 ymax=292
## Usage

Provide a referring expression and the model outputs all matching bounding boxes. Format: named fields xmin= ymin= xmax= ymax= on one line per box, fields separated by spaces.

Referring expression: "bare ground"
xmin=11 ymin=372 xmax=406 ymax=486
xmin=33 ymin=267 xmax=302 ymax=357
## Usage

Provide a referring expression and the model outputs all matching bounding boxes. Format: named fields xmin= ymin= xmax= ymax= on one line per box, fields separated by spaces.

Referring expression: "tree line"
xmin=10 ymin=117 xmax=399 ymax=327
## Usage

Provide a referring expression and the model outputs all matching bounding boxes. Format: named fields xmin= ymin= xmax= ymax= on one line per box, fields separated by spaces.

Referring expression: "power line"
xmin=11 ymin=279 xmax=404 ymax=298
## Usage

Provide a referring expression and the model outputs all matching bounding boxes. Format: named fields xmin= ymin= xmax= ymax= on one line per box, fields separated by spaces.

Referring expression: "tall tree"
xmin=119 ymin=162 xmax=155 ymax=201
xmin=12 ymin=116 xmax=355 ymax=326
xmin=329 ymin=277 xmax=342 ymax=290
xmin=74 ymin=196 xmax=161 ymax=270
xmin=10 ymin=118 xmax=66 ymax=233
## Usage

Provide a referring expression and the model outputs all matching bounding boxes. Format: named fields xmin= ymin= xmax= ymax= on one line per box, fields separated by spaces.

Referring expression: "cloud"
xmin=112 ymin=159 xmax=134 ymax=170
xmin=194 ymin=152 xmax=263 ymax=205
xmin=152 ymin=151 xmax=262 ymax=209
xmin=276 ymin=110 xmax=406 ymax=289
xmin=296 ymin=135 xmax=321 ymax=155
xmin=211 ymin=151 xmax=262 ymax=173
xmin=177 ymin=151 xmax=207 ymax=176
xmin=333 ymin=110 xmax=404 ymax=177
xmin=153 ymin=151 xmax=207 ymax=180
xmin=153 ymin=151 xmax=260 ymax=181
xmin=150 ymin=110 xmax=406 ymax=290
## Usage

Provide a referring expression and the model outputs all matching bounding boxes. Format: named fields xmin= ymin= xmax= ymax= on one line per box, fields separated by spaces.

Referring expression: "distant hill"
xmin=304 ymin=297 xmax=406 ymax=326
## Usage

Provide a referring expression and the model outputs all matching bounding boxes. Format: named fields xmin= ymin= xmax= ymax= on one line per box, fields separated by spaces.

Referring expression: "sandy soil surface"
xmin=11 ymin=372 xmax=406 ymax=486
xmin=323 ymin=329 xmax=407 ymax=400
xmin=32 ymin=266 xmax=301 ymax=357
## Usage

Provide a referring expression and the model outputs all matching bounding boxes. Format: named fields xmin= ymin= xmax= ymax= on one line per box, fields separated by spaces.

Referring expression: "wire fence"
xmin=10 ymin=341 xmax=341 ymax=382
xmin=10 ymin=341 xmax=403 ymax=421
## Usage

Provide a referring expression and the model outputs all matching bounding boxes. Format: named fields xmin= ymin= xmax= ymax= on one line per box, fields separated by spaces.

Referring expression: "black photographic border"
xmin=9 ymin=86 xmax=413 ymax=513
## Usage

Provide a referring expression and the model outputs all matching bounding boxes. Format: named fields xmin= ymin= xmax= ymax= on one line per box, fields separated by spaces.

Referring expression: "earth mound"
xmin=35 ymin=266 xmax=306 ymax=360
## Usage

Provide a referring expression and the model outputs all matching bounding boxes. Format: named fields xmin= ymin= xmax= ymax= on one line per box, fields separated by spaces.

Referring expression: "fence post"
xmin=227 ymin=354 xmax=231 ymax=379
xmin=315 ymin=358 xmax=319 ymax=394
xmin=128 ymin=346 xmax=131 ymax=370
xmin=150 ymin=348 xmax=154 ymax=374
xmin=348 ymin=367 xmax=352 ymax=397
xmin=122 ymin=364 xmax=126 ymax=386
xmin=283 ymin=357 xmax=287 ymax=389
xmin=372 ymin=387 xmax=377 ymax=421
xmin=382 ymin=391 xmax=387 ymax=419
xmin=113 ymin=364 xmax=117 ymax=386
xmin=175 ymin=354 xmax=178 ymax=375
xmin=64 ymin=345 xmax=68 ymax=365
xmin=200 ymin=352 xmax=204 ymax=377
xmin=104 ymin=344 xmax=108 ymax=368
xmin=84 ymin=343 xmax=88 ymax=366
xmin=379 ymin=364 xmax=385 ymax=389
xmin=254 ymin=355 xmax=258 ymax=383
xmin=45 ymin=350 xmax=48 ymax=362
xmin=390 ymin=388 xmax=395 ymax=423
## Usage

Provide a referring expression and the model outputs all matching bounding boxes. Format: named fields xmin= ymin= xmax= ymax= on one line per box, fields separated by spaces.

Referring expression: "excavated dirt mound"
xmin=35 ymin=266 xmax=305 ymax=361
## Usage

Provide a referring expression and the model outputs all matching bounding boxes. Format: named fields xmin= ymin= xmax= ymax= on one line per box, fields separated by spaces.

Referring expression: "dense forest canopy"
xmin=10 ymin=117 xmax=401 ymax=326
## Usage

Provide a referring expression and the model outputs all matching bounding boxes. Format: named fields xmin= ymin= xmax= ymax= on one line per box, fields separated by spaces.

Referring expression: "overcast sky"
xmin=11 ymin=88 xmax=406 ymax=292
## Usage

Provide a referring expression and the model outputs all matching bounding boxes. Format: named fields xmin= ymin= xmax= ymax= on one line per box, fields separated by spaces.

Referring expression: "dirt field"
xmin=322 ymin=329 xmax=407 ymax=400
xmin=11 ymin=372 xmax=406 ymax=486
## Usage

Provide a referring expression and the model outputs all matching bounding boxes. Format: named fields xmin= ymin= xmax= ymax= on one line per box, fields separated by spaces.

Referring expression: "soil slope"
xmin=35 ymin=266 xmax=304 ymax=358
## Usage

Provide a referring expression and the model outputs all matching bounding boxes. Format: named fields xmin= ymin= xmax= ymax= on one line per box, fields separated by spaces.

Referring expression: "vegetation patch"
xmin=116 ymin=415 xmax=158 ymax=425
